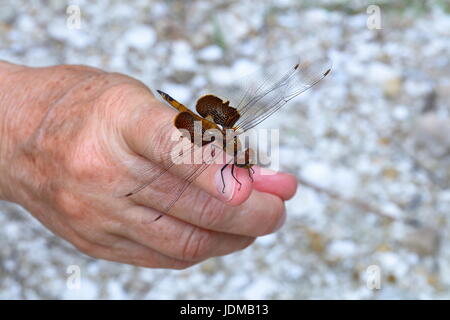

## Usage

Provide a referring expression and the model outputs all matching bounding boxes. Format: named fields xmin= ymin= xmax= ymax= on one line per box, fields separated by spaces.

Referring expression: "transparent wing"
xmin=115 ymin=138 xmax=224 ymax=217
xmin=200 ymin=54 xmax=332 ymax=132
xmin=154 ymin=143 xmax=225 ymax=215
xmin=116 ymin=54 xmax=331 ymax=217
xmin=113 ymin=136 xmax=194 ymax=198
xmin=235 ymin=57 xmax=331 ymax=131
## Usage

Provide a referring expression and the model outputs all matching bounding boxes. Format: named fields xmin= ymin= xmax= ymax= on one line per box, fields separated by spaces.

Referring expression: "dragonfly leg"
xmin=231 ymin=164 xmax=242 ymax=191
xmin=220 ymin=164 xmax=229 ymax=193
xmin=248 ymin=167 xmax=255 ymax=182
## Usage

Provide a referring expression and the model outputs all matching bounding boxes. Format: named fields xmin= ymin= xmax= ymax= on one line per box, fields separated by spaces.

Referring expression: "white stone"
xmin=327 ymin=240 xmax=357 ymax=259
xmin=301 ymin=162 xmax=333 ymax=189
xmin=158 ymin=83 xmax=192 ymax=103
xmin=198 ymin=45 xmax=223 ymax=61
xmin=123 ymin=25 xmax=157 ymax=50
xmin=170 ymin=41 xmax=197 ymax=71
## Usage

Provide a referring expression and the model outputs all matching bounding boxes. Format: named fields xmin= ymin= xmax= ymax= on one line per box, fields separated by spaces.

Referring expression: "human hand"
xmin=0 ymin=62 xmax=297 ymax=269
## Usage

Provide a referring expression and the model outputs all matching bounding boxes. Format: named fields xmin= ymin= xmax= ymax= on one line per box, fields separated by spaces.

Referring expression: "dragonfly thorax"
xmin=216 ymin=132 xmax=254 ymax=168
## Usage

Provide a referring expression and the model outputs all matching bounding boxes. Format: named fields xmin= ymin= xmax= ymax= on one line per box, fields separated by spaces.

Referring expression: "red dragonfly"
xmin=116 ymin=55 xmax=331 ymax=220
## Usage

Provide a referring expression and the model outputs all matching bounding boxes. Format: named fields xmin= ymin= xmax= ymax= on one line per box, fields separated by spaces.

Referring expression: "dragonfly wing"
xmin=158 ymin=144 xmax=220 ymax=213
xmin=196 ymin=54 xmax=331 ymax=132
xmin=142 ymin=142 xmax=223 ymax=220
xmin=113 ymin=136 xmax=195 ymax=198
xmin=234 ymin=56 xmax=332 ymax=132
xmin=116 ymin=139 xmax=223 ymax=217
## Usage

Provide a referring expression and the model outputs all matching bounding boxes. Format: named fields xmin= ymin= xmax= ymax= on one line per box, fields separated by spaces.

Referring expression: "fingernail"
xmin=258 ymin=167 xmax=278 ymax=176
xmin=215 ymin=166 xmax=235 ymax=201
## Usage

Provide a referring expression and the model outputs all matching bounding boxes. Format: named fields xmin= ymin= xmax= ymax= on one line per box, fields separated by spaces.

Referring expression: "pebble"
xmin=123 ymin=25 xmax=157 ymax=50
xmin=197 ymin=45 xmax=223 ymax=61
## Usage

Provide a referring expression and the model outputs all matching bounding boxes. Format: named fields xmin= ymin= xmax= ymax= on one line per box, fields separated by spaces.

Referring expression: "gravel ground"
xmin=1 ymin=0 xmax=450 ymax=299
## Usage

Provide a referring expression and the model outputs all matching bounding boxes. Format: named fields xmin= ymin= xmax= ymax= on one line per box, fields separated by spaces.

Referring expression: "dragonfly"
xmin=116 ymin=55 xmax=332 ymax=221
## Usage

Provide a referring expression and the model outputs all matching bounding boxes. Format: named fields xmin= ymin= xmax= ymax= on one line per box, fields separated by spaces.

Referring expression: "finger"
xmin=110 ymin=205 xmax=255 ymax=262
xmin=251 ymin=167 xmax=298 ymax=200
xmin=120 ymin=95 xmax=253 ymax=206
xmin=76 ymin=234 xmax=196 ymax=269
xmin=132 ymin=179 xmax=286 ymax=237
xmin=172 ymin=189 xmax=287 ymax=236
xmin=121 ymin=92 xmax=180 ymax=161
xmin=128 ymin=161 xmax=254 ymax=212
xmin=56 ymin=207 xmax=195 ymax=269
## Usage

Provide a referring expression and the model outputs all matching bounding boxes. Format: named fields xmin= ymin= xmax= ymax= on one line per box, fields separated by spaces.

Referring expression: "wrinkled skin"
xmin=0 ymin=62 xmax=297 ymax=269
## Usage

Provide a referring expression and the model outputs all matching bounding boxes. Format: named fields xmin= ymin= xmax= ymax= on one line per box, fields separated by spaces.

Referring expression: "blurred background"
xmin=1 ymin=0 xmax=450 ymax=299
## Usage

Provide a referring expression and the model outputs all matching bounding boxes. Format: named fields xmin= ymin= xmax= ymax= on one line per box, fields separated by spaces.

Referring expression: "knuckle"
xmin=151 ymin=121 xmax=180 ymax=161
xmin=52 ymin=189 xmax=86 ymax=219
xmin=180 ymin=227 xmax=213 ymax=261
xmin=197 ymin=195 xmax=228 ymax=230
xmin=64 ymin=149 xmax=105 ymax=182
xmin=61 ymin=131 xmax=115 ymax=184
xmin=99 ymin=79 xmax=152 ymax=109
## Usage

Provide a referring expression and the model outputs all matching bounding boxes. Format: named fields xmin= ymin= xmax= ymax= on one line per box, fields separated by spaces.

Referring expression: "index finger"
xmin=119 ymin=89 xmax=253 ymax=207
